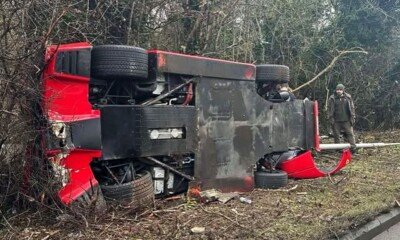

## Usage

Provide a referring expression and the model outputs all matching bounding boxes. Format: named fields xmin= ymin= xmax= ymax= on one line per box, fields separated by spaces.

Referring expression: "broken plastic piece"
xmin=239 ymin=197 xmax=252 ymax=204
xmin=278 ymin=150 xmax=352 ymax=179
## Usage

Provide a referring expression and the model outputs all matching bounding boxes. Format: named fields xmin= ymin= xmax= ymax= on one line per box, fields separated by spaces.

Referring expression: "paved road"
xmin=373 ymin=221 xmax=400 ymax=240
xmin=341 ymin=208 xmax=400 ymax=240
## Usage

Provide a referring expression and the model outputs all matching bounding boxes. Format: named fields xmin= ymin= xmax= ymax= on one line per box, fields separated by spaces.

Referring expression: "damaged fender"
xmin=51 ymin=150 xmax=102 ymax=204
xmin=43 ymin=42 xmax=101 ymax=205
xmin=278 ymin=150 xmax=352 ymax=179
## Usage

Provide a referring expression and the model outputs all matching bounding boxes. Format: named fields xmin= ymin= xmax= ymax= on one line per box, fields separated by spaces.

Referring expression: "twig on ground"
xmin=328 ymin=173 xmax=347 ymax=185
xmin=256 ymin=185 xmax=298 ymax=192
xmin=152 ymin=209 xmax=179 ymax=213
xmin=2 ymin=210 xmax=29 ymax=221
xmin=0 ymin=110 xmax=17 ymax=116
xmin=18 ymin=192 xmax=62 ymax=212
xmin=2 ymin=215 xmax=15 ymax=231
xmin=297 ymin=192 xmax=308 ymax=195
xmin=77 ymin=212 xmax=89 ymax=228
xmin=200 ymin=206 xmax=269 ymax=239
xmin=136 ymin=209 xmax=152 ymax=218
xmin=328 ymin=174 xmax=334 ymax=184
xmin=98 ymin=223 xmax=114 ymax=237
xmin=334 ymin=177 xmax=347 ymax=185
xmin=328 ymin=227 xmax=340 ymax=239
xmin=164 ymin=195 xmax=182 ymax=201
xmin=201 ymin=206 xmax=247 ymax=229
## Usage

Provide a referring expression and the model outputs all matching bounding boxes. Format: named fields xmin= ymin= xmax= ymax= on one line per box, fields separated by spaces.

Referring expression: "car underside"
xmin=41 ymin=42 xmax=351 ymax=207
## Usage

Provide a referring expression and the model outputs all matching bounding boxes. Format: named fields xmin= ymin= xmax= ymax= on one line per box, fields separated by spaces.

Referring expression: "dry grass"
xmin=1 ymin=131 xmax=400 ymax=240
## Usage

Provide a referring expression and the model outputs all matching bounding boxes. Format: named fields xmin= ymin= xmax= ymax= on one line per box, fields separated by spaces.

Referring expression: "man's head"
xmin=281 ymin=86 xmax=288 ymax=91
xmin=336 ymin=84 xmax=345 ymax=95
xmin=276 ymin=83 xmax=289 ymax=92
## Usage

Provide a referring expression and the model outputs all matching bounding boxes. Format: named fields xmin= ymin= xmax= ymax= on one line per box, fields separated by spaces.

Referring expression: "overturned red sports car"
xmin=41 ymin=42 xmax=352 ymax=206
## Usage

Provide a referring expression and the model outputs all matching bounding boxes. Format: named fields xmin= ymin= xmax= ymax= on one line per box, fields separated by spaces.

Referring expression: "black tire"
xmin=254 ymin=170 xmax=288 ymax=189
xmin=91 ymin=45 xmax=149 ymax=82
xmin=100 ymin=171 xmax=154 ymax=208
xmin=70 ymin=184 xmax=107 ymax=214
xmin=135 ymin=82 xmax=157 ymax=94
xmin=256 ymin=64 xmax=290 ymax=83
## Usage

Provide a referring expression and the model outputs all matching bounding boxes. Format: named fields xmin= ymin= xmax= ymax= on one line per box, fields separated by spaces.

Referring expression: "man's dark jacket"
xmin=328 ymin=92 xmax=355 ymax=124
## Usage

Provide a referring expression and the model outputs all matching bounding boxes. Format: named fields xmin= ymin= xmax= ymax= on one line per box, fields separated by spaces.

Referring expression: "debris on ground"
xmin=239 ymin=197 xmax=252 ymax=204
xmin=190 ymin=227 xmax=206 ymax=234
xmin=0 ymin=131 xmax=399 ymax=240
xmin=199 ymin=189 xmax=239 ymax=204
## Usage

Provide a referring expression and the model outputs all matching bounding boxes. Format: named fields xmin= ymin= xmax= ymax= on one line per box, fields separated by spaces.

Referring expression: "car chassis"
xmin=41 ymin=42 xmax=352 ymax=206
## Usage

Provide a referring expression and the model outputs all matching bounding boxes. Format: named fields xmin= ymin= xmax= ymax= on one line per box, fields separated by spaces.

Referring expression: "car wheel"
xmin=256 ymin=64 xmax=290 ymax=83
xmin=254 ymin=170 xmax=288 ymax=189
xmin=100 ymin=170 xmax=154 ymax=208
xmin=91 ymin=45 xmax=150 ymax=82
xmin=135 ymin=82 xmax=157 ymax=94
xmin=71 ymin=184 xmax=107 ymax=214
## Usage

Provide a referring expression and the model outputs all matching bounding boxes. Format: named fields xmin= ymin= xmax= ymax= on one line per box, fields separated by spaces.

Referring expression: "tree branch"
xmin=292 ymin=49 xmax=368 ymax=93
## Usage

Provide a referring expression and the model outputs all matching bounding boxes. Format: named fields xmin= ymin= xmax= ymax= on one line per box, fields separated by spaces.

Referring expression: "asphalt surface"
xmin=340 ymin=208 xmax=400 ymax=240
xmin=372 ymin=221 xmax=400 ymax=240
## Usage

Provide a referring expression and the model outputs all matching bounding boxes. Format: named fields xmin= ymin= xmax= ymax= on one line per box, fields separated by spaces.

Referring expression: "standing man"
xmin=328 ymin=84 xmax=356 ymax=152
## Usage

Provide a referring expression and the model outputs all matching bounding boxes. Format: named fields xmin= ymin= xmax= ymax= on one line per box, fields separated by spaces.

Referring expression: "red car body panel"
xmin=57 ymin=150 xmax=101 ymax=204
xmin=313 ymin=101 xmax=321 ymax=152
xmin=279 ymin=149 xmax=352 ymax=179
xmin=43 ymin=42 xmax=99 ymax=121
xmin=43 ymin=42 xmax=100 ymax=204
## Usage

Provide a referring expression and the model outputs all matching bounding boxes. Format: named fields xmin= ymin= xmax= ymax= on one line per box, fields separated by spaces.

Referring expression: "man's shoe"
xmin=350 ymin=148 xmax=357 ymax=154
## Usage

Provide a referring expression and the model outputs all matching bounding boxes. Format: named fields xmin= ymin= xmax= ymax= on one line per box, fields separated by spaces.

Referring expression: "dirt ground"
xmin=1 ymin=131 xmax=400 ymax=240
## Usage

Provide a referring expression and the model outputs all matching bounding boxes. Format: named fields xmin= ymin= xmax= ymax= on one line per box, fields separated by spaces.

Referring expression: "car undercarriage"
xmin=41 ymin=42 xmax=352 ymax=207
